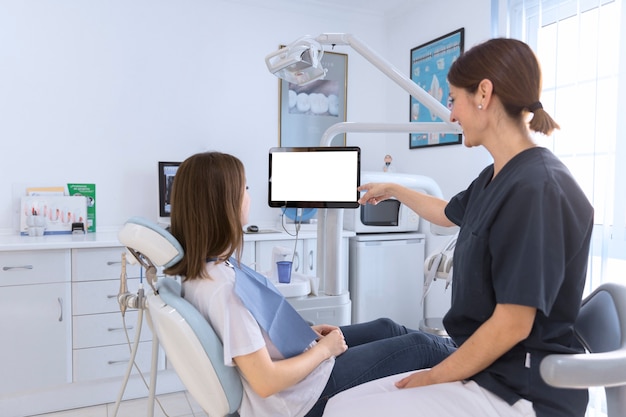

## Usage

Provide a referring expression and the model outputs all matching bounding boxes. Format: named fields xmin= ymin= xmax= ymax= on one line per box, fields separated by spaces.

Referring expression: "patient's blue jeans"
xmin=304 ymin=318 xmax=457 ymax=417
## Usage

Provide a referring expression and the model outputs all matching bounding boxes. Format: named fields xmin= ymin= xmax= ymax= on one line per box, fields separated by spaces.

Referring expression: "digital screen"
xmin=268 ymin=147 xmax=360 ymax=208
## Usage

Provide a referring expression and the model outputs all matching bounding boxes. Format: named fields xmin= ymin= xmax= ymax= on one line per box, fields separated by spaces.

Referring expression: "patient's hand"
xmin=312 ymin=324 xmax=341 ymax=338
xmin=316 ymin=328 xmax=348 ymax=358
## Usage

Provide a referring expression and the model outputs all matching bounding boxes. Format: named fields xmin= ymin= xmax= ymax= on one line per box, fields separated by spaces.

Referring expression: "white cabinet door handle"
xmin=57 ymin=297 xmax=63 ymax=322
xmin=107 ymin=359 xmax=130 ymax=366
xmin=2 ymin=265 xmax=34 ymax=271
xmin=108 ymin=326 xmax=133 ymax=332
xmin=293 ymin=252 xmax=300 ymax=271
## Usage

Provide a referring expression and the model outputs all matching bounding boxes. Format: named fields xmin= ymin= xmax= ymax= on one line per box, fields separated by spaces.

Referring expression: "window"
xmin=506 ymin=0 xmax=626 ymax=295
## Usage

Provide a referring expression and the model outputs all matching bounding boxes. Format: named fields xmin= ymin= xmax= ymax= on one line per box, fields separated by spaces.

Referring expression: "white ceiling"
xmin=223 ymin=0 xmax=421 ymax=16
xmin=297 ymin=0 xmax=418 ymax=14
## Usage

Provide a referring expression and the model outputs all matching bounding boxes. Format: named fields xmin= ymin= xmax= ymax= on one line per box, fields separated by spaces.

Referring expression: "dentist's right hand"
xmin=359 ymin=182 xmax=455 ymax=228
xmin=358 ymin=183 xmax=395 ymax=206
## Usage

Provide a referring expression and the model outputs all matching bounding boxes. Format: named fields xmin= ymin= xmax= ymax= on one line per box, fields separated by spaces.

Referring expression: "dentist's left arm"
xmin=395 ymin=303 xmax=537 ymax=388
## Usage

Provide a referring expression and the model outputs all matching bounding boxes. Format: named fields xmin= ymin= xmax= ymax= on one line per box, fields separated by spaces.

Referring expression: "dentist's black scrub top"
xmin=443 ymin=147 xmax=594 ymax=417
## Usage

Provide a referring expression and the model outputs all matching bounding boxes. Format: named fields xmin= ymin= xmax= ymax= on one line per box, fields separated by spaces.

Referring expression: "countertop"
xmin=0 ymin=225 xmax=351 ymax=251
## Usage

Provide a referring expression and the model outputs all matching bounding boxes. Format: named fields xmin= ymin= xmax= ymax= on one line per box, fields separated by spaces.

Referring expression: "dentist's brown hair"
xmin=448 ymin=37 xmax=560 ymax=135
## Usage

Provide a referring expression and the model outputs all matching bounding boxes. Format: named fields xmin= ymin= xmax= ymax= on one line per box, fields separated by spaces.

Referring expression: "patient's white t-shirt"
xmin=183 ymin=261 xmax=334 ymax=417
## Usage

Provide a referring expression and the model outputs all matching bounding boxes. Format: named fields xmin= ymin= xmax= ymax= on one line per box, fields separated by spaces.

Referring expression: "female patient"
xmin=163 ymin=151 xmax=454 ymax=417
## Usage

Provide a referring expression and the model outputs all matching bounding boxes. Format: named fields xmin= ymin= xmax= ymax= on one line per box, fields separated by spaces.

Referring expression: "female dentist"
xmin=325 ymin=38 xmax=593 ymax=417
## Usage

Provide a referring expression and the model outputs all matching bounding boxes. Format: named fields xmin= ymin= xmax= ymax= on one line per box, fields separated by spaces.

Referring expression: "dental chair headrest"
xmin=118 ymin=216 xmax=184 ymax=269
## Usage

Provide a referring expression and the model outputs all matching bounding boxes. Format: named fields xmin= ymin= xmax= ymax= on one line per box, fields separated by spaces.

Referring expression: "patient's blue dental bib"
xmin=227 ymin=258 xmax=318 ymax=358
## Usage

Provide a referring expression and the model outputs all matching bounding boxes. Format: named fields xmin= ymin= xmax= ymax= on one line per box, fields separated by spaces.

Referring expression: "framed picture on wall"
xmin=278 ymin=51 xmax=348 ymax=147
xmin=409 ymin=28 xmax=464 ymax=149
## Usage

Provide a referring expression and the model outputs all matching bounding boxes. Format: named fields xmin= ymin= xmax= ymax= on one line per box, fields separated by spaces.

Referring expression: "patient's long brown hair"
xmin=164 ymin=152 xmax=245 ymax=280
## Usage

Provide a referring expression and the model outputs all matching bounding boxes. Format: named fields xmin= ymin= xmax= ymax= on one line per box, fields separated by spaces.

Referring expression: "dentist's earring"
xmin=478 ymin=104 xmax=483 ymax=110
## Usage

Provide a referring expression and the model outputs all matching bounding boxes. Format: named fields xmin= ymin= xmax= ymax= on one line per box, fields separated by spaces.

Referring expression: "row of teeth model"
xmin=288 ymin=90 xmax=339 ymax=116
xmin=24 ymin=204 xmax=83 ymax=224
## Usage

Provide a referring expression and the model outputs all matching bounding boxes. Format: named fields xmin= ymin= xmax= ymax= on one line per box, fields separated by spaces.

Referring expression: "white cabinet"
xmin=0 ymin=250 xmax=72 ymax=395
xmin=0 ymin=235 xmax=187 ymax=417
xmin=349 ymin=233 xmax=425 ymax=329
xmin=71 ymin=247 xmax=161 ymax=382
xmin=252 ymin=237 xmax=318 ymax=276
xmin=240 ymin=239 xmax=256 ymax=268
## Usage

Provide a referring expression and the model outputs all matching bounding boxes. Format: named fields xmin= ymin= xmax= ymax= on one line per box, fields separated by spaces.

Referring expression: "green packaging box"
xmin=67 ymin=183 xmax=96 ymax=232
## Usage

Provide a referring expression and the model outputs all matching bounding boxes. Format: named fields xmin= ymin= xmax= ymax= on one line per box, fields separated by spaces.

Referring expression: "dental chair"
xmin=540 ymin=282 xmax=626 ymax=417
xmin=118 ymin=216 xmax=242 ymax=417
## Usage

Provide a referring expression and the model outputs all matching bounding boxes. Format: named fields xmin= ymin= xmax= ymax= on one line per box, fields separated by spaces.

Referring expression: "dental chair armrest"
xmin=540 ymin=349 xmax=626 ymax=389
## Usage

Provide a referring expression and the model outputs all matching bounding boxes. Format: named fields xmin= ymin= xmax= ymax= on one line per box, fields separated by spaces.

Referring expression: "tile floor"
xmin=31 ymin=391 xmax=208 ymax=417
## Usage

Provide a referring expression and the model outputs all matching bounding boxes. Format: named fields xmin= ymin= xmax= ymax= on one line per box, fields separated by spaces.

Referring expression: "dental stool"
xmin=325 ymin=282 xmax=626 ymax=416
xmin=540 ymin=282 xmax=626 ymax=417
xmin=118 ymin=216 xmax=242 ymax=417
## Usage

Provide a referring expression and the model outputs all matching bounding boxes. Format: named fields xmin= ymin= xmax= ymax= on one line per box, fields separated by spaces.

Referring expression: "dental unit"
xmin=266 ymin=33 xmax=461 ymax=297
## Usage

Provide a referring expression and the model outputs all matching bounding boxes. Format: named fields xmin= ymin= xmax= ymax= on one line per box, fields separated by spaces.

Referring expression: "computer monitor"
xmin=158 ymin=161 xmax=181 ymax=218
xmin=268 ymin=147 xmax=360 ymax=209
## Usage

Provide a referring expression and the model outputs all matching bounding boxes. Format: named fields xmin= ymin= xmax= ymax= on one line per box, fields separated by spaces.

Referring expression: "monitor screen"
xmin=158 ymin=161 xmax=181 ymax=217
xmin=268 ymin=147 xmax=360 ymax=209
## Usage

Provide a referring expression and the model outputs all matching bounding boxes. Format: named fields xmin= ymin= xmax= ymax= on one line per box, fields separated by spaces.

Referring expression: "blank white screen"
xmin=270 ymin=149 xmax=359 ymax=203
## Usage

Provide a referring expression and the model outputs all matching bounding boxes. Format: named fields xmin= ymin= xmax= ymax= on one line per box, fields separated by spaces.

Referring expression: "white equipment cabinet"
xmin=349 ymin=233 xmax=425 ymax=329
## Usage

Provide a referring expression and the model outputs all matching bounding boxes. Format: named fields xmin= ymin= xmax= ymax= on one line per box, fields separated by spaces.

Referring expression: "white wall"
xmin=380 ymin=0 xmax=493 ymax=199
xmin=0 ymin=0 xmax=492 ymax=234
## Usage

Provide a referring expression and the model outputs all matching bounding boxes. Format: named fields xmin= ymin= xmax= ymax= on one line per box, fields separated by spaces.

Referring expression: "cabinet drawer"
xmin=0 ymin=250 xmax=70 ymax=286
xmin=73 ymin=311 xmax=152 ymax=349
xmin=72 ymin=247 xmax=143 ymax=282
xmin=73 ymin=341 xmax=162 ymax=382
xmin=73 ymin=278 xmax=141 ymax=315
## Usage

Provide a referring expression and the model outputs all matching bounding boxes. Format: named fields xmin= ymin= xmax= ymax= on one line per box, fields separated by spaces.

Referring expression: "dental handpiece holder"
xmin=117 ymin=247 xmax=160 ymax=315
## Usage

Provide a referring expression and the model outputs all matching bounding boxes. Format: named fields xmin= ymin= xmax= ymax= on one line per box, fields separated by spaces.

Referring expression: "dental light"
xmin=266 ymin=33 xmax=461 ymax=296
xmin=266 ymin=37 xmax=327 ymax=85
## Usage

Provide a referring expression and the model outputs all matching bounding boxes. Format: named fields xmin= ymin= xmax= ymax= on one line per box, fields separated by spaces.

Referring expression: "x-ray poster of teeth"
xmin=278 ymin=51 xmax=348 ymax=147
xmin=409 ymin=28 xmax=464 ymax=149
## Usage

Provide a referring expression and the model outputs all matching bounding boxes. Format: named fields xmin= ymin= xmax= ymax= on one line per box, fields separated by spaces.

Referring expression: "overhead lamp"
xmin=265 ymin=37 xmax=327 ymax=85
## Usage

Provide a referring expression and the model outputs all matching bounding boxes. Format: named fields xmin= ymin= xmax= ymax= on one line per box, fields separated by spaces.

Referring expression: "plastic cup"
xmin=276 ymin=261 xmax=293 ymax=284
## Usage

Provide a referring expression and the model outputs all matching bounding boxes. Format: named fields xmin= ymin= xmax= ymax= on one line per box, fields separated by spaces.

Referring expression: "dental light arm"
xmin=265 ymin=33 xmax=462 ymax=134
xmin=320 ymin=122 xmax=461 ymax=146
